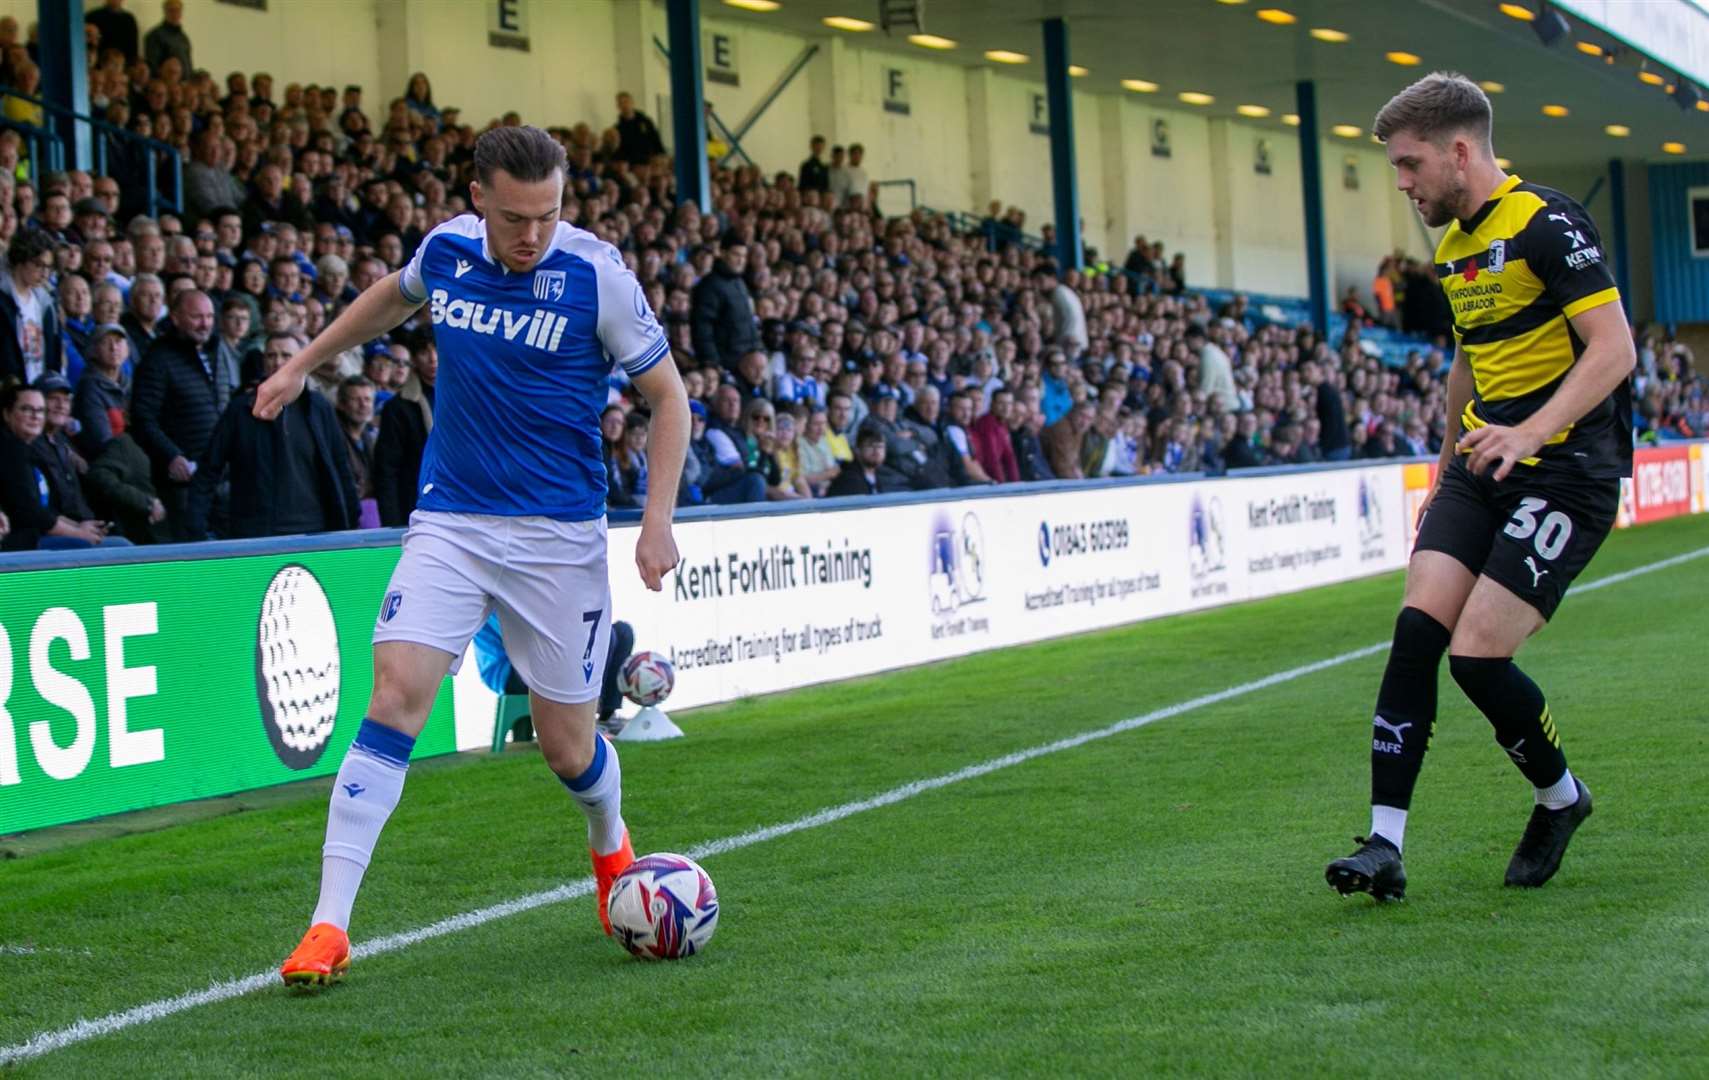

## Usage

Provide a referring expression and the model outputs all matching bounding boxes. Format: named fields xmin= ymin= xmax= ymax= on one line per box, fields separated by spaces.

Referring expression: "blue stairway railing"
xmin=0 ymin=85 xmax=182 ymax=217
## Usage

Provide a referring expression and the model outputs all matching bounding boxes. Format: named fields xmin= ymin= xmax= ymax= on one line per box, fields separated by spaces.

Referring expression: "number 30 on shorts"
xmin=1502 ymin=497 xmax=1573 ymax=561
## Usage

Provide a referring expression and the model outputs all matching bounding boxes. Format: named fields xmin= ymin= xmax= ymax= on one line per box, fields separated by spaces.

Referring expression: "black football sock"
xmin=1448 ymin=655 xmax=1570 ymax=792
xmin=1367 ymin=608 xmax=1450 ymax=850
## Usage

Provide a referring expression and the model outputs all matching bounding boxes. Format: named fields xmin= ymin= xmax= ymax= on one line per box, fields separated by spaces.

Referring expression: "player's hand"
xmin=635 ymin=520 xmax=679 ymax=592
xmin=253 ymin=367 xmax=307 ymax=421
xmin=1459 ymin=424 xmax=1543 ymax=483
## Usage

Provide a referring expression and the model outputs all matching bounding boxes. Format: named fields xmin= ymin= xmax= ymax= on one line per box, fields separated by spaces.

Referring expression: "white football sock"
xmin=561 ymin=733 xmax=626 ymax=855
xmin=1535 ymin=768 xmax=1579 ymax=810
xmin=1371 ymin=805 xmax=1408 ymax=853
xmin=311 ymin=725 xmax=412 ymax=931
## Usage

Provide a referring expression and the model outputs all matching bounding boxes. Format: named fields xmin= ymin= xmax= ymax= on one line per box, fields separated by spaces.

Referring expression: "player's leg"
xmin=1448 ymin=474 xmax=1619 ymax=887
xmin=1328 ymin=460 xmax=1492 ymax=900
xmin=284 ymin=515 xmax=496 ymax=985
xmin=496 ymin=516 xmax=632 ymax=933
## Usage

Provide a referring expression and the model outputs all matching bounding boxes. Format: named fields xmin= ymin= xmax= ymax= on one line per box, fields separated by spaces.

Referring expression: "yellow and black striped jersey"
xmin=1434 ymin=174 xmax=1631 ymax=478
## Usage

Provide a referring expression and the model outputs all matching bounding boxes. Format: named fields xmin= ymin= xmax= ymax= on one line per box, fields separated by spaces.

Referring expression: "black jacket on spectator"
xmin=1225 ymin=437 xmax=1266 ymax=470
xmin=241 ymin=190 xmax=312 ymax=237
xmin=73 ymin=370 xmax=128 ymax=459
xmin=86 ymin=6 xmax=140 ymax=63
xmin=373 ymin=372 xmax=433 ymax=526
xmin=617 ymin=111 xmax=666 ymax=165
xmin=132 ymin=327 xmax=219 ymax=476
xmin=31 ymin=430 xmax=93 ymax=522
xmin=0 ymin=425 xmax=55 ymax=550
xmin=122 ymin=309 xmax=163 ymax=364
xmin=1012 ymin=426 xmax=1055 ymax=483
xmin=826 ymin=460 xmax=905 ymax=497
xmin=0 ymin=284 xmax=64 ymax=386
xmin=1316 ymin=382 xmax=1349 ymax=455
xmin=798 ymin=156 xmax=829 ymax=193
xmin=189 ymin=390 xmax=358 ymax=540
xmin=85 ymin=433 xmax=163 ymax=543
xmin=690 ymin=262 xmax=759 ymax=370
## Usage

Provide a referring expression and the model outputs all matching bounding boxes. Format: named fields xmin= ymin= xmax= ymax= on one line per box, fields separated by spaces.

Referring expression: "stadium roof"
xmin=714 ymin=0 xmax=1709 ymax=169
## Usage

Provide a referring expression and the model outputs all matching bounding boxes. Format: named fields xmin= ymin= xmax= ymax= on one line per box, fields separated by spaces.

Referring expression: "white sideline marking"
xmin=3 ymin=543 xmax=1704 ymax=1066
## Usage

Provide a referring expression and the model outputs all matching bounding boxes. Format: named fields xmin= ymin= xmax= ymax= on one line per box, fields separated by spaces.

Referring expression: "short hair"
xmin=855 ymin=426 xmax=886 ymax=447
xmin=6 ymin=226 xmax=55 ymax=269
xmin=1372 ymin=72 xmax=1492 ymax=147
xmin=340 ymin=374 xmax=374 ymax=393
xmin=170 ymin=287 xmax=210 ymax=313
xmin=473 ymin=125 xmax=566 ymax=185
xmin=219 ymin=294 xmax=249 ymax=315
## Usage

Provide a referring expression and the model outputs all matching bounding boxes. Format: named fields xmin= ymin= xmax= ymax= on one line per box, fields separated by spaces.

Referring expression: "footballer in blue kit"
xmin=254 ymin=127 xmax=690 ymax=986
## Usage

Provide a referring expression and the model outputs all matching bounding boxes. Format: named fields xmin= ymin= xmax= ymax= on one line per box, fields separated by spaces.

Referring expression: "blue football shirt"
xmin=396 ymin=216 xmax=669 ymax=520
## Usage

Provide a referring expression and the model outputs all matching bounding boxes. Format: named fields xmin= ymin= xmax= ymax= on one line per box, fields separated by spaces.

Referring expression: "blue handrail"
xmin=0 ymin=85 xmax=182 ymax=216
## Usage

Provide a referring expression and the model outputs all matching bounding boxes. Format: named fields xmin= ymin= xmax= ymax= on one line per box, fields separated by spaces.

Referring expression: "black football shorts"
xmin=1413 ymin=455 xmax=1620 ymax=620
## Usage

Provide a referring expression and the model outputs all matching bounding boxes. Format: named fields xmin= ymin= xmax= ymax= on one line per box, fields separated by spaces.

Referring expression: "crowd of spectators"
xmin=0 ymin=0 xmax=1701 ymax=553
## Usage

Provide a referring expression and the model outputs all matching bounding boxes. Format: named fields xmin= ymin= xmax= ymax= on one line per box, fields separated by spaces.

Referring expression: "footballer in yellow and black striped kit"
xmin=1325 ymin=73 xmax=1634 ymax=905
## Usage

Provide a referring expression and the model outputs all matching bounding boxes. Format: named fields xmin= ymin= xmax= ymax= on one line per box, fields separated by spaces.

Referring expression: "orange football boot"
xmin=590 ymin=831 xmax=635 ymax=935
xmin=280 ymin=922 xmax=351 ymax=987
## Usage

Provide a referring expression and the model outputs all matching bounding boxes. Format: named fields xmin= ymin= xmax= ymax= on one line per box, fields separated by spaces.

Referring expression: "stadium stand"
xmin=0 ymin=3 xmax=1701 ymax=552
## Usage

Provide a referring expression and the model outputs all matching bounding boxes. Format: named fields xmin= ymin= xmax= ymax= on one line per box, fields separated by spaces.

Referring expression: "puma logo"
xmin=1547 ymin=213 xmax=1572 ymax=225
xmin=1373 ymin=716 xmax=1412 ymax=741
xmin=454 ymin=258 xmax=473 ymax=278
xmin=1524 ymin=556 xmax=1549 ymax=588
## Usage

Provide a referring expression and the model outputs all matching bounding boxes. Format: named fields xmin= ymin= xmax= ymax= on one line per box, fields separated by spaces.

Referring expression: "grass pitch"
xmin=3 ymin=515 xmax=1707 ymax=1077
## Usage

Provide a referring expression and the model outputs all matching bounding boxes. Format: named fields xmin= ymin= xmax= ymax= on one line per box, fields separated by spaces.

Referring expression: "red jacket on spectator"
xmin=968 ymin=412 xmax=1019 ymax=484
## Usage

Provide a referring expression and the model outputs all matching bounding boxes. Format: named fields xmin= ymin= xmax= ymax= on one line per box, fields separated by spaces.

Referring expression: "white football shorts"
xmin=373 ymin=510 xmax=613 ymax=704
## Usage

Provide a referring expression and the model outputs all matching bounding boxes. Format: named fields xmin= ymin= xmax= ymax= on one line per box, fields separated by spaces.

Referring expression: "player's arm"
xmin=1437 ymin=346 xmax=1472 ymax=476
xmin=1461 ymin=202 xmax=1632 ymax=482
xmin=630 ymin=363 xmax=689 ymax=590
xmin=254 ymin=271 xmax=424 ymax=420
xmin=596 ymin=246 xmax=684 ymax=592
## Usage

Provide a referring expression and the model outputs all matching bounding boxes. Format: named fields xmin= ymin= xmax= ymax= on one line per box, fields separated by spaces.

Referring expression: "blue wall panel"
xmin=1648 ymin=161 xmax=1709 ymax=325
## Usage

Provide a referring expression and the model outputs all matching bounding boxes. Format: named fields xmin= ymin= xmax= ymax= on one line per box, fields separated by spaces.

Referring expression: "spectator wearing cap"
xmin=0 ymin=228 xmax=66 ymax=387
xmin=360 ymin=341 xmax=396 ymax=410
xmin=685 ymin=397 xmax=764 ymax=505
xmin=70 ymin=198 xmax=111 ymax=246
xmin=30 ymin=372 xmax=98 ymax=523
xmin=73 ymin=322 xmax=130 ymax=458
xmin=373 ymin=329 xmax=435 ymax=526
xmin=861 ymin=383 xmax=928 ymax=490
xmin=190 ymin=331 xmax=357 ymax=540
xmin=690 ymin=244 xmax=759 ymax=371
xmin=131 ymin=288 xmax=219 ymax=539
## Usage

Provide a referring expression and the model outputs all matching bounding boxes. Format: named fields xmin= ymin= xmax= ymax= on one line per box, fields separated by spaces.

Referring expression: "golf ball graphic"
xmin=256 ymin=565 xmax=341 ymax=770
